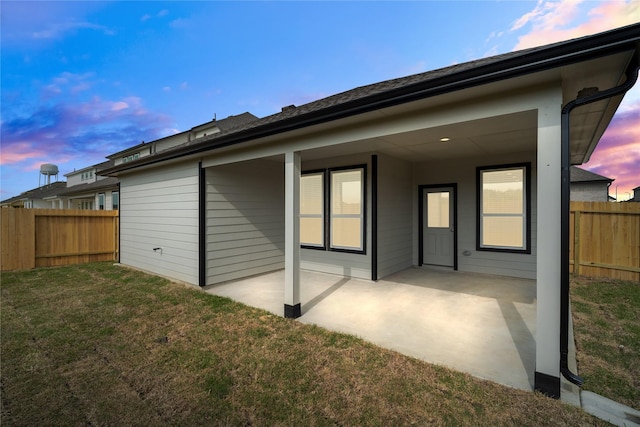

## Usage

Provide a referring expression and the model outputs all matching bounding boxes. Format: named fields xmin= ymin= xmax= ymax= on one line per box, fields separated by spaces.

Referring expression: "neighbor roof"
xmin=570 ymin=166 xmax=614 ymax=183
xmin=64 ymin=159 xmax=115 ymax=177
xmin=101 ymin=23 xmax=640 ymax=177
xmin=54 ymin=177 xmax=120 ymax=197
xmin=209 ymin=112 xmax=259 ymax=132
xmin=0 ymin=181 xmax=67 ymax=205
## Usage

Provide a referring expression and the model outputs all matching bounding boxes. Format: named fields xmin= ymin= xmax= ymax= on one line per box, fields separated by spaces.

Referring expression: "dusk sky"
xmin=1 ymin=1 xmax=639 ymax=200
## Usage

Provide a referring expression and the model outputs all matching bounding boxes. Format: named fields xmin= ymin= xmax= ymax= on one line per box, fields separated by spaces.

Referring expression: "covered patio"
xmin=204 ymin=267 xmax=538 ymax=392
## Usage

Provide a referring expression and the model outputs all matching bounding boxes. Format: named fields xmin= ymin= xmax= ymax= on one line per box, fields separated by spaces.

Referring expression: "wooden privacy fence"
xmin=1 ymin=204 xmax=637 ymax=278
xmin=570 ymin=201 xmax=640 ymax=281
xmin=1 ymin=209 xmax=119 ymax=271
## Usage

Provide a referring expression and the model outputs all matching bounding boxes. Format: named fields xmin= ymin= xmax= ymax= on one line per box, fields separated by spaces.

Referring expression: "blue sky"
xmin=1 ymin=1 xmax=639 ymax=200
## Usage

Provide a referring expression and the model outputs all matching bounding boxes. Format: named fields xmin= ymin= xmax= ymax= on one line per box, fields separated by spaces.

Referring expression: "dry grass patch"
xmin=2 ymin=263 xmax=606 ymax=426
xmin=571 ymin=275 xmax=640 ymax=410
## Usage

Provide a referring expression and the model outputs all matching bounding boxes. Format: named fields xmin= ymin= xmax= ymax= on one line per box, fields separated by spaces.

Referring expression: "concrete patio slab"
xmin=205 ymin=267 xmax=537 ymax=391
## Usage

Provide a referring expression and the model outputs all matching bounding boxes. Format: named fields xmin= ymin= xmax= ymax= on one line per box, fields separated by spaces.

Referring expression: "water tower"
xmin=39 ymin=164 xmax=59 ymax=187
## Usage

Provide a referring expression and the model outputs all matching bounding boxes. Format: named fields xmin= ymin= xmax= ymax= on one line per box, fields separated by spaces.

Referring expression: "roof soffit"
xmin=561 ymin=49 xmax=637 ymax=164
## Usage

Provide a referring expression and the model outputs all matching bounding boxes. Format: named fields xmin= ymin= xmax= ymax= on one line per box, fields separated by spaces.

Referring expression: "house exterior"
xmin=106 ymin=112 xmax=259 ymax=167
xmin=101 ymin=25 xmax=640 ymax=399
xmin=0 ymin=181 xmax=67 ymax=208
xmin=569 ymin=166 xmax=614 ymax=201
xmin=53 ymin=161 xmax=120 ymax=210
xmin=629 ymin=186 xmax=640 ymax=202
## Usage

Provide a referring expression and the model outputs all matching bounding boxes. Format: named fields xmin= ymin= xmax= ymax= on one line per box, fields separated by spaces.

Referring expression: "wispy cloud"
xmin=141 ymin=9 xmax=170 ymax=22
xmin=170 ymin=18 xmax=191 ymax=29
xmin=0 ymin=95 xmax=174 ymax=173
xmin=41 ymin=72 xmax=95 ymax=100
xmin=511 ymin=0 xmax=639 ymax=49
xmin=32 ymin=21 xmax=115 ymax=40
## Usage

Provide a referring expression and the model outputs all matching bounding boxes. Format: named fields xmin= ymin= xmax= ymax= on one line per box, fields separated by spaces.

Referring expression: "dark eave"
xmin=101 ymin=23 xmax=640 ymax=177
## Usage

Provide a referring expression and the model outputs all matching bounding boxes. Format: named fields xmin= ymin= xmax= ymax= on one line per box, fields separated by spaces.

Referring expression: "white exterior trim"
xmin=284 ymin=152 xmax=301 ymax=313
xmin=535 ymin=88 xmax=563 ymax=380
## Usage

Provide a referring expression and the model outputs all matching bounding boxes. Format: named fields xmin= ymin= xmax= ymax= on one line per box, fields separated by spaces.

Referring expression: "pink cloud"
xmin=110 ymin=101 xmax=129 ymax=111
xmin=0 ymin=143 xmax=48 ymax=165
xmin=511 ymin=0 xmax=640 ymax=201
xmin=1 ymin=95 xmax=175 ymax=177
xmin=583 ymin=107 xmax=640 ymax=201
xmin=513 ymin=0 xmax=639 ymax=49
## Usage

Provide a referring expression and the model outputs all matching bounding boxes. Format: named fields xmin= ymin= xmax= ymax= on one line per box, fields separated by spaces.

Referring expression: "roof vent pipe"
xmin=560 ymin=53 xmax=639 ymax=387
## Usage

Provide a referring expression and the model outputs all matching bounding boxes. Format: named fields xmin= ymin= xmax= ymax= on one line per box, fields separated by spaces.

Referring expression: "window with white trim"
xmin=112 ymin=192 xmax=119 ymax=210
xmin=477 ymin=163 xmax=530 ymax=253
xmin=98 ymin=193 xmax=105 ymax=210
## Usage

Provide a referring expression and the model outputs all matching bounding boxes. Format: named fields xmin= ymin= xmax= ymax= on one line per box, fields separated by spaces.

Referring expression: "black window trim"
xmin=300 ymin=164 xmax=367 ymax=255
xmin=300 ymin=169 xmax=327 ymax=251
xmin=476 ymin=162 xmax=531 ymax=254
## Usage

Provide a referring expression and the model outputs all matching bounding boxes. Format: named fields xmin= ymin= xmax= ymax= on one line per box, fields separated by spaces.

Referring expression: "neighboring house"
xmin=0 ymin=113 xmax=259 ymax=210
xmin=628 ymin=186 xmax=640 ymax=202
xmin=101 ymin=24 xmax=640 ymax=399
xmin=570 ymin=166 xmax=614 ymax=201
xmin=0 ymin=181 xmax=67 ymax=208
xmin=51 ymin=160 xmax=119 ymax=210
xmin=106 ymin=112 xmax=259 ymax=167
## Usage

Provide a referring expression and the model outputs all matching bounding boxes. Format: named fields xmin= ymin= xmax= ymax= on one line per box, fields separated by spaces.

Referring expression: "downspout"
xmin=560 ymin=53 xmax=639 ymax=386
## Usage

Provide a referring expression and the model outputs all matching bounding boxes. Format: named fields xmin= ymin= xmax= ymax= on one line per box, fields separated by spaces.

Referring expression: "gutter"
xmin=560 ymin=52 xmax=639 ymax=386
xmin=101 ymin=24 xmax=640 ymax=177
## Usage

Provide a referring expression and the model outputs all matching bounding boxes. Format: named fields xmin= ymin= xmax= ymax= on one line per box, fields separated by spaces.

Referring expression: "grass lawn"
xmin=571 ymin=275 xmax=640 ymax=410
xmin=1 ymin=263 xmax=607 ymax=426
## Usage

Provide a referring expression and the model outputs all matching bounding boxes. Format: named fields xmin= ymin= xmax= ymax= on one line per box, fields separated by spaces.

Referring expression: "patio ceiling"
xmin=298 ymin=49 xmax=636 ymax=165
xmin=301 ymin=110 xmax=538 ymax=163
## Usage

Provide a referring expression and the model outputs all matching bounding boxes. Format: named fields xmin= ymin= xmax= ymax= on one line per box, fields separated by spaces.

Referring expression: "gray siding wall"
xmin=570 ymin=182 xmax=609 ymax=201
xmin=377 ymin=154 xmax=413 ymax=278
xmin=301 ymin=153 xmax=372 ymax=280
xmin=206 ymin=159 xmax=285 ymax=285
xmin=120 ymin=161 xmax=199 ymax=285
xmin=413 ymin=152 xmax=538 ymax=279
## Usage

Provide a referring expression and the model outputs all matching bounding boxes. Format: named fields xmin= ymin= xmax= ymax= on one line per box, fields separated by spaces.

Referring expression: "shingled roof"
xmin=214 ymin=112 xmax=259 ymax=132
xmin=55 ymin=177 xmax=120 ymax=197
xmin=100 ymin=23 xmax=640 ymax=177
xmin=570 ymin=166 xmax=614 ymax=183
xmin=0 ymin=181 xmax=67 ymax=205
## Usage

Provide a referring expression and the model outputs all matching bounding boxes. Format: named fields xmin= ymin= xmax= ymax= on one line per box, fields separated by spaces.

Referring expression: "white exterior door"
xmin=423 ymin=188 xmax=454 ymax=267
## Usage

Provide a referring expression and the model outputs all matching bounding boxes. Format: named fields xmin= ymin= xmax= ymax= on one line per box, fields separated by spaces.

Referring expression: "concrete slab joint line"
xmin=581 ymin=391 xmax=640 ymax=427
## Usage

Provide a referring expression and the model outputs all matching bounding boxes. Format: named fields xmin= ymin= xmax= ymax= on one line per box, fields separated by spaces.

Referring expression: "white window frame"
xmin=112 ymin=191 xmax=119 ymax=210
